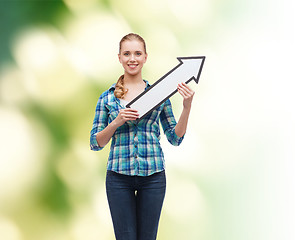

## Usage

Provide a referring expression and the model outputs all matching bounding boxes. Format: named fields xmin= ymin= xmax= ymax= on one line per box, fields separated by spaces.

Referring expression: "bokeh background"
xmin=0 ymin=0 xmax=294 ymax=239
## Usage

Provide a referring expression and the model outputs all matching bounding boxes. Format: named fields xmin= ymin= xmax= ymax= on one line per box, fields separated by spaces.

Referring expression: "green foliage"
xmin=0 ymin=0 xmax=70 ymax=63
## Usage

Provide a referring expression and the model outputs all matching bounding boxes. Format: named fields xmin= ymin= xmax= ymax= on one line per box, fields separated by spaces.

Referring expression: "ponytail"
xmin=114 ymin=75 xmax=127 ymax=99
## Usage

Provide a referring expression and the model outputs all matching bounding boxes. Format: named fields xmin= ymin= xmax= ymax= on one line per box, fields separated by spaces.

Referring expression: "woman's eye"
xmin=124 ymin=53 xmax=129 ymax=56
xmin=136 ymin=52 xmax=142 ymax=56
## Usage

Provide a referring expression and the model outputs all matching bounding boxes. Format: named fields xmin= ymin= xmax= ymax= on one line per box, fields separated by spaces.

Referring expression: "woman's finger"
xmin=121 ymin=108 xmax=138 ymax=113
xmin=120 ymin=108 xmax=139 ymax=120
xmin=178 ymin=84 xmax=192 ymax=97
xmin=179 ymin=83 xmax=194 ymax=95
xmin=177 ymin=87 xmax=188 ymax=98
xmin=178 ymin=83 xmax=195 ymax=97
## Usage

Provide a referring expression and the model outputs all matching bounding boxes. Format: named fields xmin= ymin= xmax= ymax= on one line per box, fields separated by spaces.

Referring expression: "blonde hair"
xmin=114 ymin=33 xmax=147 ymax=99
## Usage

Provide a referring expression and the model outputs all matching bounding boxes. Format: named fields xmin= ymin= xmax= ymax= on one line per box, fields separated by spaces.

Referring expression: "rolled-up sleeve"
xmin=160 ymin=99 xmax=184 ymax=146
xmin=90 ymin=94 xmax=109 ymax=151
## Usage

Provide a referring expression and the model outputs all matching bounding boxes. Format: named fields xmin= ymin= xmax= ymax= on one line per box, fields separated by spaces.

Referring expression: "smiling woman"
xmin=90 ymin=33 xmax=196 ymax=240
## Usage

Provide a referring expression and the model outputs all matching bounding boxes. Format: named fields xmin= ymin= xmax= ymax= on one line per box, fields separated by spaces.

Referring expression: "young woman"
xmin=90 ymin=33 xmax=195 ymax=240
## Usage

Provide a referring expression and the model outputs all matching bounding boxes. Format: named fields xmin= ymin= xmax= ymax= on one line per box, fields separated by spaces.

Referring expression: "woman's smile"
xmin=128 ymin=64 xmax=138 ymax=69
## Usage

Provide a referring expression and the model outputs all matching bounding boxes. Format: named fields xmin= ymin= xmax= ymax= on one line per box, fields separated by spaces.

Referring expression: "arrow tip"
xmin=177 ymin=56 xmax=205 ymax=80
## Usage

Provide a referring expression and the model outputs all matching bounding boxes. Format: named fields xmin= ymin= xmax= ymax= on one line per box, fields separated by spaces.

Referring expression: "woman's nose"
xmin=130 ymin=54 xmax=135 ymax=61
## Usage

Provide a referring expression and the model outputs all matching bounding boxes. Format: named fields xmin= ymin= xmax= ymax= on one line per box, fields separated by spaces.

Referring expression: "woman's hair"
xmin=114 ymin=33 xmax=146 ymax=99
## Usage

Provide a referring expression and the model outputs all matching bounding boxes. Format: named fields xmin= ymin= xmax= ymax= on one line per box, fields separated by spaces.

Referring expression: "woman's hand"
xmin=177 ymin=82 xmax=195 ymax=110
xmin=114 ymin=108 xmax=139 ymax=127
xmin=96 ymin=108 xmax=138 ymax=148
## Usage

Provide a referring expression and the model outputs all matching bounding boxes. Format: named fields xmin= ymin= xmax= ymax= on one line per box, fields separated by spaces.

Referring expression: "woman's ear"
xmin=144 ymin=53 xmax=148 ymax=63
xmin=118 ymin=53 xmax=122 ymax=63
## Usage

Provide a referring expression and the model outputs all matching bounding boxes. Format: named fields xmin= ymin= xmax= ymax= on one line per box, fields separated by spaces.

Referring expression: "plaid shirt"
xmin=90 ymin=80 xmax=184 ymax=176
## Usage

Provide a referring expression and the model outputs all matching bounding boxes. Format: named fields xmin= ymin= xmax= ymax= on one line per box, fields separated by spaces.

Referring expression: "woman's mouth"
xmin=128 ymin=64 xmax=138 ymax=69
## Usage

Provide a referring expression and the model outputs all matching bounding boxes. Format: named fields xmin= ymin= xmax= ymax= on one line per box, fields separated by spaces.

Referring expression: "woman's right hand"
xmin=114 ymin=108 xmax=139 ymax=127
xmin=96 ymin=108 xmax=139 ymax=148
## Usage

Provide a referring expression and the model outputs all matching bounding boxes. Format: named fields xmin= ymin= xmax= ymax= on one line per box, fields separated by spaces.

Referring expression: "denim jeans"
xmin=106 ymin=170 xmax=166 ymax=240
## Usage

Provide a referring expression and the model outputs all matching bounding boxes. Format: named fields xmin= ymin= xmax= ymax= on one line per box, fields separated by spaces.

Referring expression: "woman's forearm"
xmin=175 ymin=107 xmax=191 ymax=138
xmin=96 ymin=120 xmax=120 ymax=148
xmin=175 ymin=82 xmax=195 ymax=137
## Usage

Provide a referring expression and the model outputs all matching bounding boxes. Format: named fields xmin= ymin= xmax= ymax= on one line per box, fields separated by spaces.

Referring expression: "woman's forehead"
xmin=121 ymin=40 xmax=145 ymax=52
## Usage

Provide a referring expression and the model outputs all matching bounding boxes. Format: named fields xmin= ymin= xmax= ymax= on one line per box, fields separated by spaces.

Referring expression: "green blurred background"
xmin=0 ymin=0 xmax=294 ymax=239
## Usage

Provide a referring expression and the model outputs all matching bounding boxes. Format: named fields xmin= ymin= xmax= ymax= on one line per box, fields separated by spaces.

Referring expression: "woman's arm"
xmin=96 ymin=108 xmax=139 ymax=147
xmin=174 ymin=82 xmax=195 ymax=137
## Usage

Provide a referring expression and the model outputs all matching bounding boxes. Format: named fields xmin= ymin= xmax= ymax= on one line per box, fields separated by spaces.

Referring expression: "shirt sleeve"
xmin=160 ymin=99 xmax=184 ymax=146
xmin=90 ymin=93 xmax=109 ymax=151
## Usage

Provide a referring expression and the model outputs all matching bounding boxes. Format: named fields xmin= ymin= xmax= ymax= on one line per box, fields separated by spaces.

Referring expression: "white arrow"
xmin=126 ymin=56 xmax=205 ymax=119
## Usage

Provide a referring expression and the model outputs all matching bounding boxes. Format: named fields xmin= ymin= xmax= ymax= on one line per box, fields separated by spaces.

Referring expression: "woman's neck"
xmin=123 ymin=73 xmax=143 ymax=85
xmin=121 ymin=73 xmax=146 ymax=101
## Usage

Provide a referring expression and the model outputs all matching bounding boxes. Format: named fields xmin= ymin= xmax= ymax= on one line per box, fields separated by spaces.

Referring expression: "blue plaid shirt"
xmin=90 ymin=80 xmax=184 ymax=176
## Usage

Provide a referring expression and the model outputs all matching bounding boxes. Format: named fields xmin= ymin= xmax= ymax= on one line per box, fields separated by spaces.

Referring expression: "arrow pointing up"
xmin=126 ymin=56 xmax=205 ymax=119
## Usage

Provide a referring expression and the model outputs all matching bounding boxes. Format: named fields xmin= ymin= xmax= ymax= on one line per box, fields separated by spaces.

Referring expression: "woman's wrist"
xmin=110 ymin=119 xmax=122 ymax=129
xmin=182 ymin=105 xmax=191 ymax=114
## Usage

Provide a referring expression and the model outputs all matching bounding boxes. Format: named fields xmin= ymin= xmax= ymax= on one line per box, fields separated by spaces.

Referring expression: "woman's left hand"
xmin=177 ymin=82 xmax=195 ymax=110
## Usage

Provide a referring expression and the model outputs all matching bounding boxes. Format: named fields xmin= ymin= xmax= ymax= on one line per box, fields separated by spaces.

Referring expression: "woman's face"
xmin=118 ymin=40 xmax=147 ymax=77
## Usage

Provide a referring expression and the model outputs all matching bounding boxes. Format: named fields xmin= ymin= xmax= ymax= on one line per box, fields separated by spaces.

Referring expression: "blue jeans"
xmin=106 ymin=170 xmax=166 ymax=240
